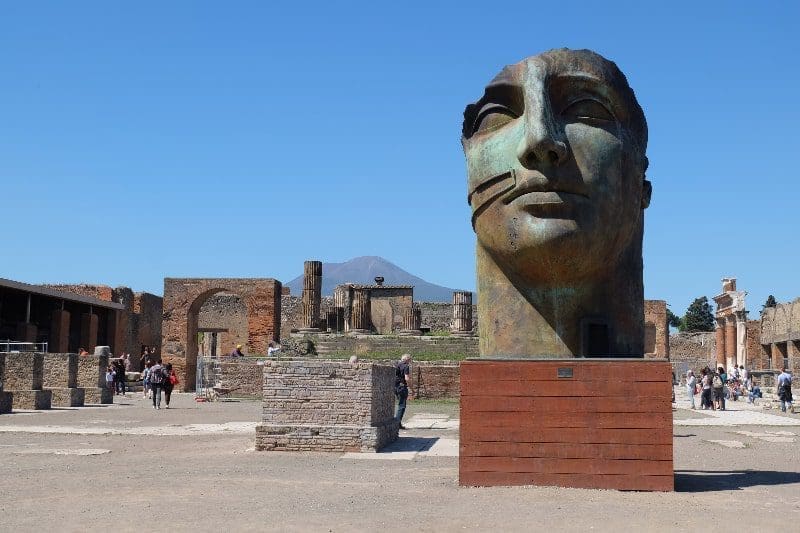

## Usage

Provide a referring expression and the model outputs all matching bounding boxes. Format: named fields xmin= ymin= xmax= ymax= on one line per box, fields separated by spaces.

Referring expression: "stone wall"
xmin=761 ymin=298 xmax=800 ymax=344
xmin=410 ymin=362 xmax=460 ymax=399
xmin=306 ymin=334 xmax=479 ymax=359
xmin=669 ymin=332 xmax=716 ymax=376
xmin=746 ymin=319 xmax=768 ymax=370
xmin=255 ymin=360 xmax=398 ymax=452
xmin=42 ymin=353 xmax=78 ymax=388
xmin=643 ymin=300 xmax=669 ymax=359
xmin=198 ymin=293 xmax=248 ymax=355
xmin=216 ymin=360 xmax=263 ymax=398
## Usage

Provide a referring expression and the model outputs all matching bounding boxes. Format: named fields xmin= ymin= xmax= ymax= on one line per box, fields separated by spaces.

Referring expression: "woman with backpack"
xmin=162 ymin=363 xmax=179 ymax=408
xmin=149 ymin=359 xmax=166 ymax=409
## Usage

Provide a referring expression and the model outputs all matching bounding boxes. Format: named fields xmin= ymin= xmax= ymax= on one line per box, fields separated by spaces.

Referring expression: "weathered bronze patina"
xmin=462 ymin=49 xmax=651 ymax=357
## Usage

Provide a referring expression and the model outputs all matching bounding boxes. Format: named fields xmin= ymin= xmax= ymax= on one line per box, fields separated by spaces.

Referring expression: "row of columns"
xmin=714 ymin=311 xmax=746 ymax=369
xmin=13 ymin=309 xmax=101 ymax=353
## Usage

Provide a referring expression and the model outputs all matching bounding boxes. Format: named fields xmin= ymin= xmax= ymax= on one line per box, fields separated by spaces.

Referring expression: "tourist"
xmin=105 ymin=366 xmax=115 ymax=393
xmin=700 ymin=367 xmax=714 ymax=410
xmin=142 ymin=361 xmax=152 ymax=399
xmin=267 ymin=342 xmax=280 ymax=357
xmin=229 ymin=344 xmax=245 ymax=357
xmin=149 ymin=359 xmax=166 ymax=409
xmin=79 ymin=347 xmax=89 ymax=356
xmin=349 ymin=355 xmax=358 ymax=364
xmin=777 ymin=368 xmax=793 ymax=413
xmin=394 ymin=353 xmax=413 ymax=429
xmin=686 ymin=369 xmax=697 ymax=410
xmin=741 ymin=365 xmax=750 ymax=390
xmin=162 ymin=363 xmax=178 ymax=408
xmin=713 ymin=367 xmax=726 ymax=411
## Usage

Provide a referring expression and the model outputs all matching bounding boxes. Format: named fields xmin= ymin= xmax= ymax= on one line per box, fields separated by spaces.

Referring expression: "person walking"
xmin=394 ymin=354 xmax=413 ymax=429
xmin=162 ymin=363 xmax=178 ymax=408
xmin=701 ymin=367 xmax=714 ymax=411
xmin=149 ymin=359 xmax=166 ymax=410
xmin=105 ymin=366 xmax=115 ymax=394
xmin=777 ymin=368 xmax=793 ymax=413
xmin=713 ymin=367 xmax=726 ymax=411
xmin=142 ymin=361 xmax=152 ymax=399
xmin=686 ymin=369 xmax=697 ymax=409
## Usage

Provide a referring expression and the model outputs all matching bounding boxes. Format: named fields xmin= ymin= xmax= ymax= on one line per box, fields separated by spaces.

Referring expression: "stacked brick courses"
xmin=42 ymin=353 xmax=85 ymax=407
xmin=3 ymin=352 xmax=52 ymax=410
xmin=255 ymin=361 xmax=398 ymax=452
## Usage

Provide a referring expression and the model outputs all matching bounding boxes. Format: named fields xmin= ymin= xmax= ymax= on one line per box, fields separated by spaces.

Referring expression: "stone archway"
xmin=161 ymin=278 xmax=282 ymax=391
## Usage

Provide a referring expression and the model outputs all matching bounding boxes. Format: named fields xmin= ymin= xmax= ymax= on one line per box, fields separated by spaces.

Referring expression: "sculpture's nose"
xmin=516 ymin=112 xmax=568 ymax=169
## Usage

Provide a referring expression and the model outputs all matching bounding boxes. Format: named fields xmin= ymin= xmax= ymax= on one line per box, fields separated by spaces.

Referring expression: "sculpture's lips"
xmin=501 ymin=179 xmax=589 ymax=206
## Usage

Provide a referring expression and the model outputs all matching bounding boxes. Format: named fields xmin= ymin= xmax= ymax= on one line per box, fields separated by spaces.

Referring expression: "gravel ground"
xmin=0 ymin=394 xmax=798 ymax=532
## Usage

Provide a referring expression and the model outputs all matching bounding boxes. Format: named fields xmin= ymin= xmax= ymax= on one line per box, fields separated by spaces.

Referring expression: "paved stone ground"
xmin=0 ymin=393 xmax=799 ymax=531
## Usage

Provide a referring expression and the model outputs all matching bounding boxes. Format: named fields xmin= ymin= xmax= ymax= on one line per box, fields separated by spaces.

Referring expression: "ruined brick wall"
xmin=760 ymin=298 xmax=800 ymax=344
xmin=132 ymin=293 xmax=163 ymax=357
xmin=669 ymin=332 xmax=716 ymax=375
xmin=43 ymin=284 xmax=114 ymax=302
xmin=198 ymin=293 xmax=248 ymax=355
xmin=746 ymin=319 xmax=767 ymax=371
xmin=410 ymin=362 xmax=460 ymax=399
xmin=216 ymin=360 xmax=263 ymax=398
xmin=643 ymin=300 xmax=669 ymax=359
xmin=161 ymin=278 xmax=281 ymax=392
xmin=255 ymin=360 xmax=397 ymax=452
xmin=418 ymin=302 xmax=478 ymax=332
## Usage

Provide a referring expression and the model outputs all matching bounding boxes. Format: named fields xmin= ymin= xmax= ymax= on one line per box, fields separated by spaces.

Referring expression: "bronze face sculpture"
xmin=462 ymin=49 xmax=651 ymax=357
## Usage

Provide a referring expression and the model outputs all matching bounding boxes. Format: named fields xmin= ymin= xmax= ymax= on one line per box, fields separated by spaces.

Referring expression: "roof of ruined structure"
xmin=0 ymin=278 xmax=126 ymax=309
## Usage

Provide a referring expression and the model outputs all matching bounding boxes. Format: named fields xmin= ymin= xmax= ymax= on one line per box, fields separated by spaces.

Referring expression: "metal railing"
xmin=0 ymin=341 xmax=49 ymax=353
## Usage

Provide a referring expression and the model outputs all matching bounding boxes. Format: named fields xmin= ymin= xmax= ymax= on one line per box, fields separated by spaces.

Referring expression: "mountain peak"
xmin=285 ymin=256 xmax=459 ymax=302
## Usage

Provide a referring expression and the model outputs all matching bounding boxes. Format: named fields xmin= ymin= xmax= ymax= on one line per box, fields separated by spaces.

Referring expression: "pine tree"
xmin=761 ymin=294 xmax=777 ymax=314
xmin=682 ymin=296 xmax=715 ymax=332
xmin=666 ymin=308 xmax=682 ymax=329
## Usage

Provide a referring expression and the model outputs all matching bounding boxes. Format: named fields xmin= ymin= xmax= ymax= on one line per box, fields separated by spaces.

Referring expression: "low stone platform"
xmin=459 ymin=358 xmax=674 ymax=491
xmin=9 ymin=389 xmax=52 ymax=410
xmin=50 ymin=388 xmax=86 ymax=407
xmin=255 ymin=360 xmax=398 ymax=452
xmin=84 ymin=387 xmax=113 ymax=404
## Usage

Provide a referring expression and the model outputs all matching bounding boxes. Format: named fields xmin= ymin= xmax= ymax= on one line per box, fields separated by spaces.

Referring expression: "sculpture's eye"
xmin=562 ymin=99 xmax=614 ymax=123
xmin=472 ymin=104 xmax=518 ymax=134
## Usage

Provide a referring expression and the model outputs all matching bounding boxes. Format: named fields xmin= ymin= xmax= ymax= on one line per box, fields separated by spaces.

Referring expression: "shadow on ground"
xmin=675 ymin=470 xmax=800 ymax=492
xmin=380 ymin=437 xmax=439 ymax=453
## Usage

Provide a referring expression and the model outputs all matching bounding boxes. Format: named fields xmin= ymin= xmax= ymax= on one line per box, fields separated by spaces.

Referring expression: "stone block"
xmin=50 ymin=387 xmax=85 ymax=407
xmin=76 ymin=354 xmax=109 ymax=388
xmin=83 ymin=387 xmax=113 ymax=405
xmin=0 ymin=352 xmax=5 ymax=391
xmin=3 ymin=353 xmax=44 ymax=390
xmin=42 ymin=353 xmax=79 ymax=389
xmin=10 ymin=389 xmax=52 ymax=410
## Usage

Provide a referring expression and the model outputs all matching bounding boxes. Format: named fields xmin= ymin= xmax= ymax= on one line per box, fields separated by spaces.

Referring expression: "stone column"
xmin=50 ymin=309 xmax=70 ymax=353
xmin=714 ymin=318 xmax=726 ymax=368
xmin=299 ymin=261 xmax=322 ymax=333
xmin=399 ymin=305 xmax=422 ymax=336
xmin=724 ymin=315 xmax=736 ymax=370
xmin=350 ymin=288 xmax=371 ymax=334
xmin=80 ymin=313 xmax=99 ymax=352
xmin=451 ymin=291 xmax=474 ymax=336
xmin=735 ymin=310 xmax=747 ymax=368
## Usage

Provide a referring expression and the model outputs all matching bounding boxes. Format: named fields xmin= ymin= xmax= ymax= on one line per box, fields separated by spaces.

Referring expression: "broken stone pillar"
xmin=3 ymin=353 xmax=52 ymax=410
xmin=451 ymin=291 xmax=474 ymax=336
xmin=0 ymin=354 xmax=13 ymax=414
xmin=80 ymin=312 xmax=99 ymax=352
xmin=299 ymin=260 xmax=322 ymax=333
xmin=724 ymin=315 xmax=736 ymax=370
xmin=349 ymin=288 xmax=371 ymax=334
xmin=50 ymin=309 xmax=71 ymax=353
xmin=42 ymin=353 xmax=85 ymax=407
xmin=715 ymin=318 xmax=726 ymax=368
xmin=77 ymin=354 xmax=113 ymax=404
xmin=399 ymin=305 xmax=422 ymax=336
xmin=735 ymin=310 xmax=747 ymax=368
xmin=16 ymin=322 xmax=38 ymax=343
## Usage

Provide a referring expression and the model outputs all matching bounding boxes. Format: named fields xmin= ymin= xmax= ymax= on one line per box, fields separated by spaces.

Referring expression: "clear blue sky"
xmin=2 ymin=1 xmax=798 ymax=317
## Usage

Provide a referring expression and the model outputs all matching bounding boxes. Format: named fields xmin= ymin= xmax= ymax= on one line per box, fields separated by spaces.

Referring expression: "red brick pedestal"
xmin=460 ymin=359 xmax=673 ymax=491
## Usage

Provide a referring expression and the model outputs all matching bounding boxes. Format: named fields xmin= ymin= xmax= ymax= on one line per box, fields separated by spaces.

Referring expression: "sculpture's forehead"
xmin=488 ymin=51 xmax=625 ymax=89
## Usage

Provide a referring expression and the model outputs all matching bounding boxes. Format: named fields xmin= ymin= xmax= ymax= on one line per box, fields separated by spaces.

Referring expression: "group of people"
xmin=104 ymin=353 xmax=133 ymax=395
xmin=685 ymin=364 xmax=793 ymax=412
xmin=141 ymin=359 xmax=179 ymax=409
xmin=227 ymin=342 xmax=281 ymax=358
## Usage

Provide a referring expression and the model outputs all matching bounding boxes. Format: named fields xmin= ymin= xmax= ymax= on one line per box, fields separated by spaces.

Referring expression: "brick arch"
xmin=161 ymin=278 xmax=281 ymax=391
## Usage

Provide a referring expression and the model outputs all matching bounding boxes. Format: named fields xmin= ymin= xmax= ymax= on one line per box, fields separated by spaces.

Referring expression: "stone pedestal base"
xmin=451 ymin=331 xmax=475 ymax=337
xmin=83 ymin=387 xmax=113 ymax=404
xmin=459 ymin=359 xmax=674 ymax=491
xmin=0 ymin=391 xmax=12 ymax=413
xmin=398 ymin=329 xmax=423 ymax=336
xmin=348 ymin=329 xmax=371 ymax=335
xmin=297 ymin=328 xmax=321 ymax=333
xmin=50 ymin=387 xmax=86 ymax=407
xmin=9 ymin=389 xmax=52 ymax=410
xmin=255 ymin=419 xmax=399 ymax=452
